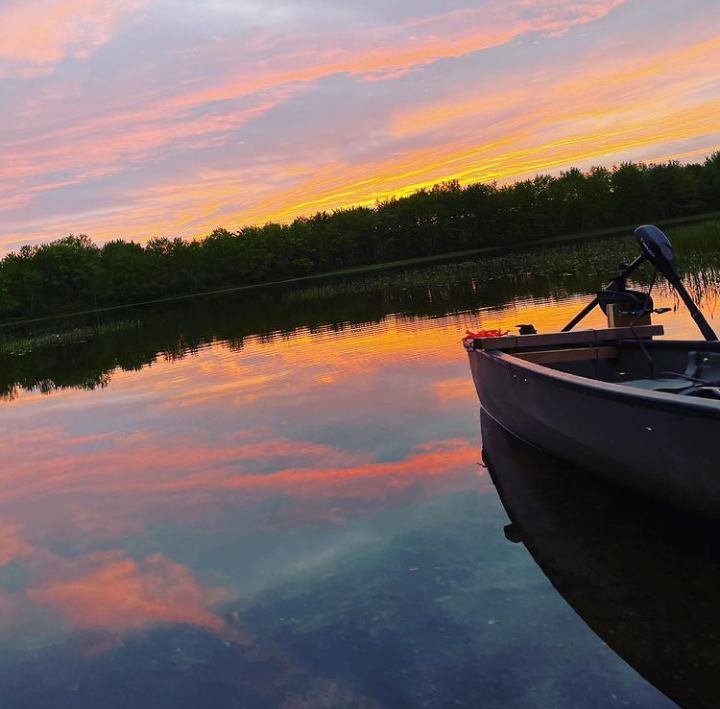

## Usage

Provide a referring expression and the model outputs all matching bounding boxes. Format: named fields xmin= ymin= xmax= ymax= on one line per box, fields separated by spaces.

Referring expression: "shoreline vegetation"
xmin=2 ymin=156 xmax=720 ymax=325
xmin=1 ymin=233 xmax=718 ymax=400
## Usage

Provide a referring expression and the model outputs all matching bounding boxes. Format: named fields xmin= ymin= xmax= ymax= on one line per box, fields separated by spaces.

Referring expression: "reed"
xmin=668 ymin=221 xmax=720 ymax=254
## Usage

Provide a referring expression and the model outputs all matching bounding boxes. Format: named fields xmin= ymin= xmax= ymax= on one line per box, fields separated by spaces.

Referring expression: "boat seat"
xmin=687 ymin=351 xmax=720 ymax=381
xmin=615 ymin=351 xmax=720 ymax=394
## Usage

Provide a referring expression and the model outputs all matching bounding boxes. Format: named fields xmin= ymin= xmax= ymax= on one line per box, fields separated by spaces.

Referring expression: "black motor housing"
xmin=635 ymin=225 xmax=679 ymax=283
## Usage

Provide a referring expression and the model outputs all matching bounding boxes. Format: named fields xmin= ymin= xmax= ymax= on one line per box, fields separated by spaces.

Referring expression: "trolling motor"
xmin=596 ymin=288 xmax=667 ymax=326
xmin=562 ymin=225 xmax=718 ymax=341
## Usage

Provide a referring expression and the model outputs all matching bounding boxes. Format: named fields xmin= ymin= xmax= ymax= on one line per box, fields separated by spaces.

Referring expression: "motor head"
xmin=634 ymin=225 xmax=679 ymax=282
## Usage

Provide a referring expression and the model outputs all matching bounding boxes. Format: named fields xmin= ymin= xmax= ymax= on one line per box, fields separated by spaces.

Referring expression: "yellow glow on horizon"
xmin=244 ymin=98 xmax=720 ymax=227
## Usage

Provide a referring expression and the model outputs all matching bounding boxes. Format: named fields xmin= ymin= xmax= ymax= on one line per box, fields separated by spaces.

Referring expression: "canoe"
xmin=481 ymin=410 xmax=720 ymax=709
xmin=465 ymin=225 xmax=720 ymax=516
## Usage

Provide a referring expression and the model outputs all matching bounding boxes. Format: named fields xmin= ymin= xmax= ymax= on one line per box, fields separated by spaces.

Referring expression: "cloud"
xmin=160 ymin=0 xmax=635 ymax=107
xmin=0 ymin=0 xmax=640 ymax=247
xmin=0 ymin=519 xmax=29 ymax=566
xmin=28 ymin=552 xmax=228 ymax=632
xmin=0 ymin=0 xmax=145 ymax=73
xmin=0 ymin=516 xmax=230 ymax=638
xmin=0 ymin=430 xmax=480 ymax=508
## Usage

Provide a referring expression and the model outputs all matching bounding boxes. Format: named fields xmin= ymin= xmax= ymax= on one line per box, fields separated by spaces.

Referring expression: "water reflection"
xmin=481 ymin=410 xmax=720 ymax=709
xmin=2 ymin=240 xmax=718 ymax=400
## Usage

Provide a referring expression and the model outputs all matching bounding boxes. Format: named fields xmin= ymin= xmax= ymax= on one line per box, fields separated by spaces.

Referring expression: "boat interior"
xmin=471 ymin=326 xmax=720 ymax=401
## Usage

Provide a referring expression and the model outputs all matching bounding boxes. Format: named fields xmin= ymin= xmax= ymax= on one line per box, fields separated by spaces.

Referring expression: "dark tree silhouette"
xmin=1 ymin=154 xmax=720 ymax=320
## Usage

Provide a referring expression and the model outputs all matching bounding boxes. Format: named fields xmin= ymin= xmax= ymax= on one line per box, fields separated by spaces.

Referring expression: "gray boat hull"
xmin=469 ymin=343 xmax=720 ymax=515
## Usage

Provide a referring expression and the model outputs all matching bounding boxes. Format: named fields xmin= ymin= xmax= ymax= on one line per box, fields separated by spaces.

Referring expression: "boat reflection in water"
xmin=481 ymin=409 xmax=720 ymax=709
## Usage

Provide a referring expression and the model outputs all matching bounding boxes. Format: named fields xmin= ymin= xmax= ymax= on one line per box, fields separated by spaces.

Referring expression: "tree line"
xmin=1 ymin=239 xmax=642 ymax=399
xmin=2 ymin=154 xmax=720 ymax=320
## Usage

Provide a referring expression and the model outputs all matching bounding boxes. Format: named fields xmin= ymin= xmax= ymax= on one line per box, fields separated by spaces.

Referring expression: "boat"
xmin=465 ymin=225 xmax=720 ymax=516
xmin=481 ymin=410 xmax=720 ymax=709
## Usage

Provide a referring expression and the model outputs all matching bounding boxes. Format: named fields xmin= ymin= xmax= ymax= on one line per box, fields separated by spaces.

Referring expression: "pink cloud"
xmin=0 ymin=433 xmax=478 ymax=505
xmin=169 ymin=0 xmax=635 ymax=108
xmin=28 ymin=552 xmax=228 ymax=633
xmin=0 ymin=519 xmax=29 ymax=566
xmin=0 ymin=0 xmax=145 ymax=72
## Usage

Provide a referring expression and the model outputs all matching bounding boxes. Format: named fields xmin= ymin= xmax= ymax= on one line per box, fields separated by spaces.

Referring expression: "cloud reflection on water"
xmin=0 ymin=311 xmax=490 ymax=647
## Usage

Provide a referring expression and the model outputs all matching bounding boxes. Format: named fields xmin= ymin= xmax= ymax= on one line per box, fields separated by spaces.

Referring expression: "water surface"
xmin=1 ymin=241 xmax=717 ymax=708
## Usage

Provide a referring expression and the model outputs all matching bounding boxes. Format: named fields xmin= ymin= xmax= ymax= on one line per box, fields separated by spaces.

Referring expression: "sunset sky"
xmin=2 ymin=0 xmax=720 ymax=253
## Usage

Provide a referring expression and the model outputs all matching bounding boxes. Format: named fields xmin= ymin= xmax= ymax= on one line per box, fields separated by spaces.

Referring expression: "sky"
xmin=1 ymin=0 xmax=720 ymax=253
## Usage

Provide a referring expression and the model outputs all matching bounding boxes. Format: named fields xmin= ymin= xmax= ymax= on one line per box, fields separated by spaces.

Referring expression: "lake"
xmin=1 ymin=239 xmax=718 ymax=709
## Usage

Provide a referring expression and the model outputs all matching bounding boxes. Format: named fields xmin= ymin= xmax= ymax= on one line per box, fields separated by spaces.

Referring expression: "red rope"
xmin=464 ymin=329 xmax=510 ymax=339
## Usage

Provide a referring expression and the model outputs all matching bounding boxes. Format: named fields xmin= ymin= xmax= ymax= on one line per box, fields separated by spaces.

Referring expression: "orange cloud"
xmin=0 ymin=432 xmax=482 ymax=506
xmin=158 ymin=438 xmax=484 ymax=500
xmin=0 ymin=0 xmax=144 ymax=70
xmin=28 ymin=552 xmax=228 ymax=633
xmin=241 ymin=27 xmax=720 ymax=225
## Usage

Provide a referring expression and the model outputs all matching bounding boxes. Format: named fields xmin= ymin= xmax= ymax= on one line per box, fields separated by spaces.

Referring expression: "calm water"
xmin=1 ymin=241 xmax=718 ymax=708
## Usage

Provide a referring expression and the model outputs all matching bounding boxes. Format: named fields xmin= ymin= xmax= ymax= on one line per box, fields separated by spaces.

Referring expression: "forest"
xmin=2 ymin=154 xmax=720 ymax=321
